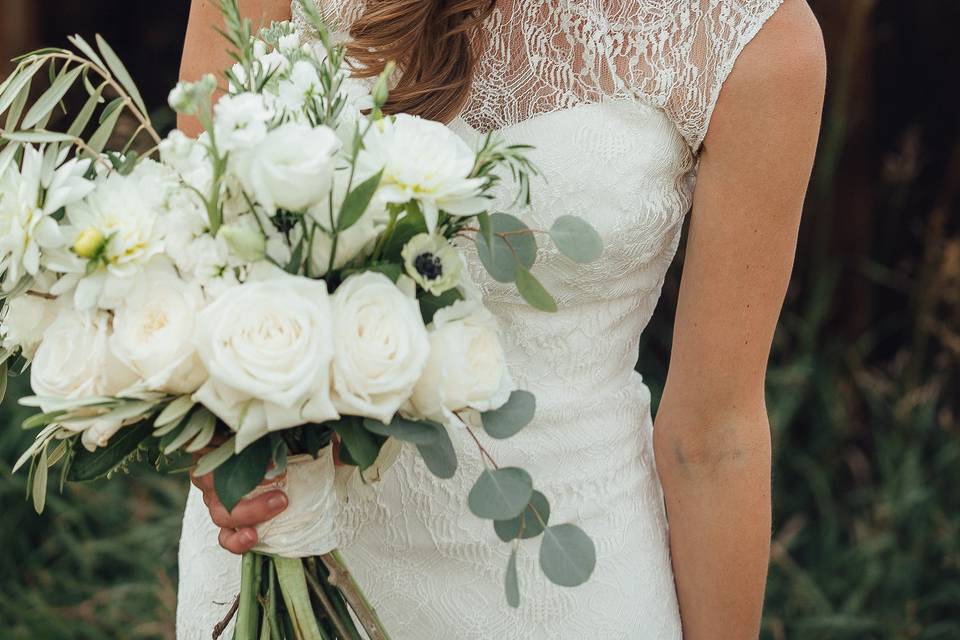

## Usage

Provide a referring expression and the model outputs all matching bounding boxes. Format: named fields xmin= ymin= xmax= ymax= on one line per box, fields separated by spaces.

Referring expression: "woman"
xmin=177 ymin=1 xmax=825 ymax=638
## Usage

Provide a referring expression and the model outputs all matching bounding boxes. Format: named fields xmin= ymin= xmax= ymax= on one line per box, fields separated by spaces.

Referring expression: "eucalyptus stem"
xmin=320 ymin=551 xmax=391 ymax=640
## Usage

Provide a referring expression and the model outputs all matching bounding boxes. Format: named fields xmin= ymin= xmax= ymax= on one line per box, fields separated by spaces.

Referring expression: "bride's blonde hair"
xmin=345 ymin=0 xmax=495 ymax=122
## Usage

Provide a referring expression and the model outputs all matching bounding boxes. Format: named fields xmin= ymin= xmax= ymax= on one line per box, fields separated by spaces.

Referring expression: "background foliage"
xmin=1 ymin=1 xmax=958 ymax=638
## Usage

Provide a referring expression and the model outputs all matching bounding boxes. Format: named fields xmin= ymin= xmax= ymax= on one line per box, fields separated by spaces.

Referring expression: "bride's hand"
xmin=190 ymin=467 xmax=289 ymax=555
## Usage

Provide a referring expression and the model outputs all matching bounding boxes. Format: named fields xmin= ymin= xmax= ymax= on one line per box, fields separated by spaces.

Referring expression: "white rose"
xmin=234 ymin=122 xmax=340 ymax=216
xmin=192 ymin=264 xmax=339 ymax=451
xmin=357 ymin=114 xmax=487 ymax=233
xmin=411 ymin=300 xmax=514 ymax=422
xmin=31 ymin=309 xmax=137 ymax=402
xmin=110 ymin=267 xmax=207 ymax=395
xmin=330 ymin=272 xmax=430 ymax=422
xmin=0 ymin=273 xmax=59 ymax=358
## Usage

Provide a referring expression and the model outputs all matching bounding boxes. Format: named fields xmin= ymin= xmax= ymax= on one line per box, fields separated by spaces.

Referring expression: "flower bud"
xmin=221 ymin=225 xmax=266 ymax=262
xmin=72 ymin=227 xmax=106 ymax=259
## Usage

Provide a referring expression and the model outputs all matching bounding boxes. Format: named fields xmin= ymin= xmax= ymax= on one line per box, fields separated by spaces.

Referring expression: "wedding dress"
xmin=177 ymin=1 xmax=785 ymax=638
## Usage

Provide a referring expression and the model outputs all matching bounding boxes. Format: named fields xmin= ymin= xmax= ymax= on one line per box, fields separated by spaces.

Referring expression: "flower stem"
xmin=321 ymin=550 xmax=391 ymax=640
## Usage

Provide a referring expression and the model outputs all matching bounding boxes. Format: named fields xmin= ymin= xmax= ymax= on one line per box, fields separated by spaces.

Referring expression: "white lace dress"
xmin=176 ymin=1 xmax=785 ymax=638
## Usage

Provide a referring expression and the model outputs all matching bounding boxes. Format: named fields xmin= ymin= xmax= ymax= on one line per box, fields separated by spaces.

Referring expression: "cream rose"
xmin=0 ymin=292 xmax=59 ymax=359
xmin=234 ymin=122 xmax=340 ymax=215
xmin=330 ymin=272 xmax=430 ymax=423
xmin=110 ymin=267 xmax=207 ymax=394
xmin=192 ymin=264 xmax=339 ymax=451
xmin=410 ymin=300 xmax=514 ymax=422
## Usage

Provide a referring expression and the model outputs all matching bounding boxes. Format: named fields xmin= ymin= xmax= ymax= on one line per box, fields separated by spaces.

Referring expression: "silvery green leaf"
xmin=85 ymin=104 xmax=122 ymax=156
xmin=338 ymin=169 xmax=382 ymax=231
xmin=539 ymin=524 xmax=596 ymax=587
xmin=0 ymin=360 xmax=7 ymax=405
xmin=61 ymin=399 xmax=157 ymax=424
xmin=477 ymin=211 xmax=493 ymax=249
xmin=2 ymin=131 xmax=76 ymax=144
xmin=155 ymin=395 xmax=195 ymax=428
xmin=22 ymin=410 xmax=67 ymax=431
xmin=95 ymin=34 xmax=148 ymax=116
xmin=68 ymin=35 xmax=107 ymax=70
xmin=99 ymin=96 xmax=124 ymax=125
xmin=165 ymin=407 xmax=213 ymax=455
xmin=265 ymin=439 xmax=288 ymax=480
xmin=32 ymin=445 xmax=49 ymax=514
xmin=19 ymin=395 xmax=117 ymax=410
xmin=5 ymin=77 xmax=32 ymax=131
xmin=46 ymin=441 xmax=67 ymax=467
xmin=185 ymin=411 xmax=217 ymax=453
xmin=21 ymin=64 xmax=84 ymax=129
xmin=0 ymin=142 xmax=21 ymax=179
xmin=12 ymin=424 xmax=60 ymax=474
xmin=514 ymin=267 xmax=557 ymax=312
xmin=0 ymin=59 xmax=44 ymax=117
xmin=416 ymin=425 xmax=458 ymax=479
xmin=549 ymin=215 xmax=603 ymax=263
xmin=363 ymin=416 xmax=442 ymax=445
xmin=505 ymin=548 xmax=520 ymax=608
xmin=474 ymin=213 xmax=537 ymax=283
xmin=193 ymin=436 xmax=237 ymax=477
xmin=468 ymin=467 xmax=533 ymax=520
xmin=494 ymin=490 xmax=550 ymax=542
xmin=481 ymin=390 xmax=536 ymax=440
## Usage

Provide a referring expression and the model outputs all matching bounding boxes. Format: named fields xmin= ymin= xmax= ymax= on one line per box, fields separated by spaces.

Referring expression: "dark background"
xmin=1 ymin=1 xmax=958 ymax=638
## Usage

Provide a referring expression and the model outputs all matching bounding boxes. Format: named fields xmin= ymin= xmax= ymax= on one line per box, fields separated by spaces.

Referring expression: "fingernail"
xmin=241 ymin=529 xmax=257 ymax=544
xmin=268 ymin=494 xmax=288 ymax=511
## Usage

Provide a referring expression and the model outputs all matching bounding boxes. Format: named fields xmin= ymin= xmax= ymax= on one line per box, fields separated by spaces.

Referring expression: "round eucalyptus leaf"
xmin=468 ymin=467 xmax=534 ymax=520
xmin=505 ymin=549 xmax=520 ymax=608
xmin=515 ymin=267 xmax=558 ymax=312
xmin=475 ymin=213 xmax=537 ymax=283
xmin=416 ymin=426 xmax=458 ymax=479
xmin=482 ymin=390 xmax=536 ymax=440
xmin=363 ymin=416 xmax=441 ymax=445
xmin=539 ymin=523 xmax=597 ymax=587
xmin=494 ymin=490 xmax=551 ymax=541
xmin=549 ymin=215 xmax=603 ymax=263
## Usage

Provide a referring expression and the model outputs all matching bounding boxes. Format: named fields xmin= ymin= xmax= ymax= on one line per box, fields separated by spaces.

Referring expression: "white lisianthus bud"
xmin=330 ymin=271 xmax=431 ymax=423
xmin=168 ymin=74 xmax=216 ymax=115
xmin=220 ymin=224 xmax=267 ymax=262
xmin=233 ymin=122 xmax=340 ymax=215
xmin=410 ymin=300 xmax=514 ymax=423
xmin=401 ymin=233 xmax=462 ymax=296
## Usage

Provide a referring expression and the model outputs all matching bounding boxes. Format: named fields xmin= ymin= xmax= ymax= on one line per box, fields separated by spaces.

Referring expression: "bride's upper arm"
xmin=661 ymin=0 xmax=826 ymax=424
xmin=179 ymin=0 xmax=292 ymax=135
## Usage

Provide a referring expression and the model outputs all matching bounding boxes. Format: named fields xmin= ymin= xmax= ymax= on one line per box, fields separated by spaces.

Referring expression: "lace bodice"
xmin=178 ymin=2 xmax=785 ymax=638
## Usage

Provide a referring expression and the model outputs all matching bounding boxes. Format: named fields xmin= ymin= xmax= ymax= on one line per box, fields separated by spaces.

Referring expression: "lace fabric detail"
xmin=178 ymin=3 xmax=785 ymax=638
xmin=293 ymin=0 xmax=786 ymax=151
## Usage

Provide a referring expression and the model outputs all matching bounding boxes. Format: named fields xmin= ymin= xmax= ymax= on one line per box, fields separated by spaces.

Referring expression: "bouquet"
xmin=2 ymin=2 xmax=604 ymax=638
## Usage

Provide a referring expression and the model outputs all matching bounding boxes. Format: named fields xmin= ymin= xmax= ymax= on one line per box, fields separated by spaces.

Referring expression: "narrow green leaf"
xmin=549 ymin=215 xmax=603 ymax=263
xmin=193 ymin=436 xmax=237 ymax=477
xmin=213 ymin=437 xmax=272 ymax=513
xmin=362 ymin=416 xmax=441 ymax=445
xmin=5 ymin=78 xmax=33 ymax=131
xmin=185 ymin=411 xmax=217 ymax=453
xmin=416 ymin=425 xmax=458 ymax=479
xmin=98 ymin=96 xmax=124 ymax=124
xmin=539 ymin=524 xmax=597 ymax=587
xmin=468 ymin=467 xmax=534 ymax=520
xmin=21 ymin=64 xmax=84 ymax=129
xmin=68 ymin=421 xmax=153 ymax=482
xmin=164 ymin=408 xmax=212 ymax=455
xmin=0 ymin=142 xmax=21 ymax=178
xmin=2 ymin=131 xmax=76 ymax=144
xmin=494 ymin=490 xmax=551 ymax=541
xmin=85 ymin=103 xmax=122 ymax=156
xmin=514 ymin=267 xmax=557 ymax=312
xmin=505 ymin=549 xmax=520 ymax=608
xmin=337 ymin=169 xmax=382 ymax=231
xmin=68 ymin=34 xmax=106 ymax=69
xmin=273 ymin=557 xmax=326 ymax=640
xmin=0 ymin=59 xmax=44 ymax=117
xmin=482 ymin=390 xmax=537 ymax=440
xmin=155 ymin=395 xmax=195 ymax=428
xmin=22 ymin=410 xmax=67 ymax=431
xmin=32 ymin=445 xmax=49 ymax=514
xmin=0 ymin=360 xmax=7 ymax=405
xmin=95 ymin=34 xmax=148 ymax=116
xmin=285 ymin=236 xmax=305 ymax=274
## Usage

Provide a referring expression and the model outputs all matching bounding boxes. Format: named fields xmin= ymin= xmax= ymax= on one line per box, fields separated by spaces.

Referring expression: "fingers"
xmin=208 ymin=490 xmax=288 ymax=529
xmin=190 ymin=468 xmax=214 ymax=494
xmin=218 ymin=526 xmax=259 ymax=555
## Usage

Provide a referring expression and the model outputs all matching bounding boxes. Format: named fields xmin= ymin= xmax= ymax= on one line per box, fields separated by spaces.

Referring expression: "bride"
xmin=176 ymin=1 xmax=825 ymax=638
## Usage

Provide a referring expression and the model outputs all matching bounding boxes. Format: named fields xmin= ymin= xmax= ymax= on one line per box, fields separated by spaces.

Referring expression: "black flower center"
xmin=414 ymin=252 xmax=443 ymax=281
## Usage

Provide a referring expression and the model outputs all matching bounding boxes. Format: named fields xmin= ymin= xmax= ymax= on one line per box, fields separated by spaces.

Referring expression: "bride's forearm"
xmin=653 ymin=401 xmax=772 ymax=640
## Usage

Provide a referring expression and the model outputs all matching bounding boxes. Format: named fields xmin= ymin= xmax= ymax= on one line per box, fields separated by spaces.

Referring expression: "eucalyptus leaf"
xmin=468 ymin=467 xmax=533 ymax=520
xmin=95 ymin=34 xmax=148 ymax=116
xmin=494 ymin=490 xmax=550 ymax=541
xmin=539 ymin=523 xmax=596 ymax=587
xmin=332 ymin=418 xmax=381 ymax=471
xmin=477 ymin=211 xmax=493 ymax=249
xmin=549 ymin=215 xmax=603 ymax=263
xmin=474 ymin=213 xmax=537 ymax=283
xmin=481 ymin=390 xmax=536 ymax=440
xmin=514 ymin=267 xmax=557 ymax=312
xmin=505 ymin=548 xmax=520 ymax=608
xmin=21 ymin=65 xmax=84 ymax=129
xmin=213 ymin=437 xmax=272 ymax=513
xmin=362 ymin=416 xmax=442 ymax=445
xmin=337 ymin=169 xmax=382 ymax=231
xmin=416 ymin=425 xmax=458 ymax=479
xmin=68 ymin=421 xmax=154 ymax=482
xmin=419 ymin=288 xmax=462 ymax=325
xmin=265 ymin=438 xmax=288 ymax=480
xmin=193 ymin=436 xmax=237 ymax=477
